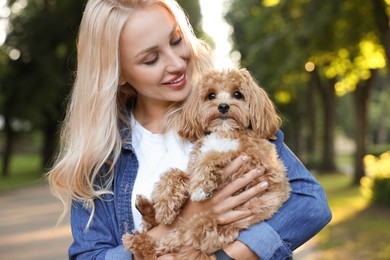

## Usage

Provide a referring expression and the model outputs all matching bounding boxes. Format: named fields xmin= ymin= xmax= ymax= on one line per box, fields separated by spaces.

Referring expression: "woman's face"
xmin=119 ymin=5 xmax=192 ymax=109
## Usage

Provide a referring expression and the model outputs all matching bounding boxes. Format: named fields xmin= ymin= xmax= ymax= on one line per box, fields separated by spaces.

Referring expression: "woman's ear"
xmin=119 ymin=76 xmax=126 ymax=86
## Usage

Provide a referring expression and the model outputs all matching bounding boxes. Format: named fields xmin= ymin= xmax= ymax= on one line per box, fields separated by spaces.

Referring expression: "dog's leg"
xmin=189 ymin=166 xmax=222 ymax=201
xmin=135 ymin=194 xmax=158 ymax=231
xmin=122 ymin=231 xmax=158 ymax=259
xmin=153 ymin=168 xmax=190 ymax=225
xmin=189 ymin=154 xmax=233 ymax=201
xmin=154 ymin=216 xmax=217 ymax=258
xmin=154 ymin=214 xmax=235 ymax=259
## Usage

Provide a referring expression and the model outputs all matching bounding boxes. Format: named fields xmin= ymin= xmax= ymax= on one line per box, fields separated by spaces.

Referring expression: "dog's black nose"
xmin=218 ymin=103 xmax=230 ymax=114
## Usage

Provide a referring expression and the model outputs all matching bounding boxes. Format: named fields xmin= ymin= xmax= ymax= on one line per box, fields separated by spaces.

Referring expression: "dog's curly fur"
xmin=122 ymin=68 xmax=291 ymax=259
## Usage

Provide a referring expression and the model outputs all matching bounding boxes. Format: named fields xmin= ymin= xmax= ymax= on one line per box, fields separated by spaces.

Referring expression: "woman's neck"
xmin=133 ymin=101 xmax=171 ymax=134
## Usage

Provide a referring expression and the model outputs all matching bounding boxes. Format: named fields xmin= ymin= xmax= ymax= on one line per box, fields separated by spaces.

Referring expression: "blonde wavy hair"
xmin=47 ymin=0 xmax=213 ymax=225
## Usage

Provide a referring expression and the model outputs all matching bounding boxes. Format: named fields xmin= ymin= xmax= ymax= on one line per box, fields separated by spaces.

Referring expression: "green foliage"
xmin=1 ymin=0 xmax=84 ymax=128
xmin=361 ymin=152 xmax=390 ymax=206
xmin=225 ymin=0 xmax=390 ymax=178
xmin=225 ymin=0 xmax=385 ymax=98
xmin=372 ymin=178 xmax=390 ymax=205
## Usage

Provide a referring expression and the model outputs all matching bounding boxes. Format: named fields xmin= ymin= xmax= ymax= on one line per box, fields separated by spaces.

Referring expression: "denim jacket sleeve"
xmin=68 ymin=198 xmax=133 ymax=260
xmin=68 ymin=147 xmax=138 ymax=260
xmin=237 ymin=130 xmax=332 ymax=260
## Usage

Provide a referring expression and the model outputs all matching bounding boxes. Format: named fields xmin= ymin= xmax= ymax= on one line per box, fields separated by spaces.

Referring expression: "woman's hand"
xmin=147 ymin=155 xmax=268 ymax=251
xmin=178 ymin=155 xmax=268 ymax=225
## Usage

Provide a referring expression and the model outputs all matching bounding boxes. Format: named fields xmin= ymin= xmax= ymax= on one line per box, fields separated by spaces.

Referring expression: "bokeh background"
xmin=1 ymin=0 xmax=389 ymax=259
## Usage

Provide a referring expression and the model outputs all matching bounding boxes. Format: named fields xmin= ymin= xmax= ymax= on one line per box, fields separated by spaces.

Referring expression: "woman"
xmin=47 ymin=0 xmax=332 ymax=259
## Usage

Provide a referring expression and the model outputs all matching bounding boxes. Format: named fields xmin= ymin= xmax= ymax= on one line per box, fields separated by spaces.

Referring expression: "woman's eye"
xmin=208 ymin=93 xmax=216 ymax=100
xmin=144 ymin=55 xmax=159 ymax=65
xmin=233 ymin=91 xmax=243 ymax=99
xmin=171 ymin=36 xmax=182 ymax=46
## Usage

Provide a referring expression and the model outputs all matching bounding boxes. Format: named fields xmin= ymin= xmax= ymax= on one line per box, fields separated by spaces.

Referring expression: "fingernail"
xmin=257 ymin=168 xmax=265 ymax=175
xmin=242 ymin=156 xmax=249 ymax=161
xmin=260 ymin=181 xmax=269 ymax=189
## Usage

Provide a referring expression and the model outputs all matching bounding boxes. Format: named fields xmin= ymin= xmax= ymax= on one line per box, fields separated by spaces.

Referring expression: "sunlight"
xmin=0 ymin=0 xmax=8 ymax=46
xmin=361 ymin=152 xmax=390 ymax=200
xmin=262 ymin=0 xmax=280 ymax=7
xmin=275 ymin=90 xmax=292 ymax=104
xmin=305 ymin=61 xmax=315 ymax=72
xmin=330 ymin=197 xmax=369 ymax=226
xmin=358 ymin=38 xmax=386 ymax=69
xmin=199 ymin=0 xmax=238 ymax=68
xmin=317 ymin=34 xmax=386 ymax=96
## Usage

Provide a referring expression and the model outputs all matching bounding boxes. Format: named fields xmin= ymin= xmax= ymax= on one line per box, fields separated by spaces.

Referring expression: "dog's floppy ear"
xmin=240 ymin=68 xmax=281 ymax=138
xmin=177 ymin=84 xmax=204 ymax=142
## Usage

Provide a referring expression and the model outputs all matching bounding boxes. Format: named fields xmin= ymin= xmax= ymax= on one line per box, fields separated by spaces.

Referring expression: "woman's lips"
xmin=163 ymin=72 xmax=187 ymax=90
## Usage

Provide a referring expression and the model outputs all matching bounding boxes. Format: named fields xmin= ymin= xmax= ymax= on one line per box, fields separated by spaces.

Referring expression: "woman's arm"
xmin=69 ymin=199 xmax=132 ymax=260
xmin=230 ymin=131 xmax=332 ymax=260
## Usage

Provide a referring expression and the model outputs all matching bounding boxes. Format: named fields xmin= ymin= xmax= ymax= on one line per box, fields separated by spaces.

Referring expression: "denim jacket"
xmin=68 ymin=130 xmax=332 ymax=260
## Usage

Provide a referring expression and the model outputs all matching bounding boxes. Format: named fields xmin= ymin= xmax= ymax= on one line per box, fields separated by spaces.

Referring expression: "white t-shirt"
xmin=131 ymin=115 xmax=193 ymax=230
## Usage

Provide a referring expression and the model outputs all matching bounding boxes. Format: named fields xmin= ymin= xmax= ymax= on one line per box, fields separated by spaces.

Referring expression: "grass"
xmin=0 ymin=154 xmax=45 ymax=190
xmin=306 ymin=174 xmax=390 ymax=259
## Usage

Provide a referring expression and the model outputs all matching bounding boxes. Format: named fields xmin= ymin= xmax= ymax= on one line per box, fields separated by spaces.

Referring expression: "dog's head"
xmin=178 ymin=68 xmax=281 ymax=141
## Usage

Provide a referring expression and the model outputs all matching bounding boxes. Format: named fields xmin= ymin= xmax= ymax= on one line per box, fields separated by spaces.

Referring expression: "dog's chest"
xmin=199 ymin=133 xmax=240 ymax=154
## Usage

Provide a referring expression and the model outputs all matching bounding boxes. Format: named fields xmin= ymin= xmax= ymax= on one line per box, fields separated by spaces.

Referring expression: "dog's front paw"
xmin=154 ymin=202 xmax=179 ymax=225
xmin=122 ymin=231 xmax=157 ymax=259
xmin=135 ymin=195 xmax=157 ymax=230
xmin=191 ymin=189 xmax=211 ymax=201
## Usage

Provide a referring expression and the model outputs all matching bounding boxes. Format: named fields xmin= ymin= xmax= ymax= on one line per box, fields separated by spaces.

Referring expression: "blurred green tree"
xmin=1 ymin=0 xmax=84 ymax=176
xmin=226 ymin=0 xmax=389 ymax=184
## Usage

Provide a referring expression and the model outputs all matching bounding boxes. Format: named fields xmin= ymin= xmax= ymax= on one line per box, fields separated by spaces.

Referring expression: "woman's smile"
xmin=163 ymin=71 xmax=187 ymax=90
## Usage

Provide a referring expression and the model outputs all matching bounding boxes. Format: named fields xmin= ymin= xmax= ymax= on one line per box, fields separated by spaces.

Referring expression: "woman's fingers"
xmin=221 ymin=155 xmax=249 ymax=180
xmin=217 ymin=167 xmax=266 ymax=199
xmin=228 ymin=178 xmax=269 ymax=208
xmin=215 ymin=208 xmax=252 ymax=225
xmin=215 ymin=178 xmax=268 ymax=225
xmin=215 ymin=170 xmax=268 ymax=213
xmin=157 ymin=255 xmax=176 ymax=260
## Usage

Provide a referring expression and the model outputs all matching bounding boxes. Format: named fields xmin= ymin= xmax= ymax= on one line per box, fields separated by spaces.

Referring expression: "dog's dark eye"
xmin=233 ymin=91 xmax=243 ymax=99
xmin=208 ymin=93 xmax=216 ymax=100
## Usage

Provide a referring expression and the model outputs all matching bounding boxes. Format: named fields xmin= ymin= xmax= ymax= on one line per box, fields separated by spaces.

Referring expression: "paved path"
xmin=0 ymin=184 xmax=72 ymax=260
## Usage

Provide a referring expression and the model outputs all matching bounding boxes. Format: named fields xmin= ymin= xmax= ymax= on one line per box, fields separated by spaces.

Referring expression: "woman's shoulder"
xmin=270 ymin=129 xmax=284 ymax=152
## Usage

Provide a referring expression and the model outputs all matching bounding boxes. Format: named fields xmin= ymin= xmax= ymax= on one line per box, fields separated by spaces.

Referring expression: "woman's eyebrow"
xmin=134 ymin=24 xmax=179 ymax=59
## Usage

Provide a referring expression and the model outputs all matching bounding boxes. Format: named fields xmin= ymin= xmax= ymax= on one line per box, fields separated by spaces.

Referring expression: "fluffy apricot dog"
xmin=122 ymin=68 xmax=291 ymax=259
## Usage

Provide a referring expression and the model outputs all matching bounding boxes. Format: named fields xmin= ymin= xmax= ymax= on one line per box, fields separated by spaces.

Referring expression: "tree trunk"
xmin=293 ymin=94 xmax=305 ymax=158
xmin=321 ymin=80 xmax=337 ymax=172
xmin=352 ymin=70 xmax=378 ymax=185
xmin=307 ymin=73 xmax=317 ymax=154
xmin=2 ymin=117 xmax=14 ymax=178
xmin=41 ymin=121 xmax=59 ymax=171
xmin=372 ymin=0 xmax=390 ymax=145
xmin=311 ymin=69 xmax=337 ymax=172
xmin=376 ymin=101 xmax=389 ymax=144
xmin=372 ymin=0 xmax=390 ymax=76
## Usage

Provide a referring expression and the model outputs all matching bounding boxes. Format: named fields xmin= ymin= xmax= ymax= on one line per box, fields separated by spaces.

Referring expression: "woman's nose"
xmin=166 ymin=48 xmax=188 ymax=72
